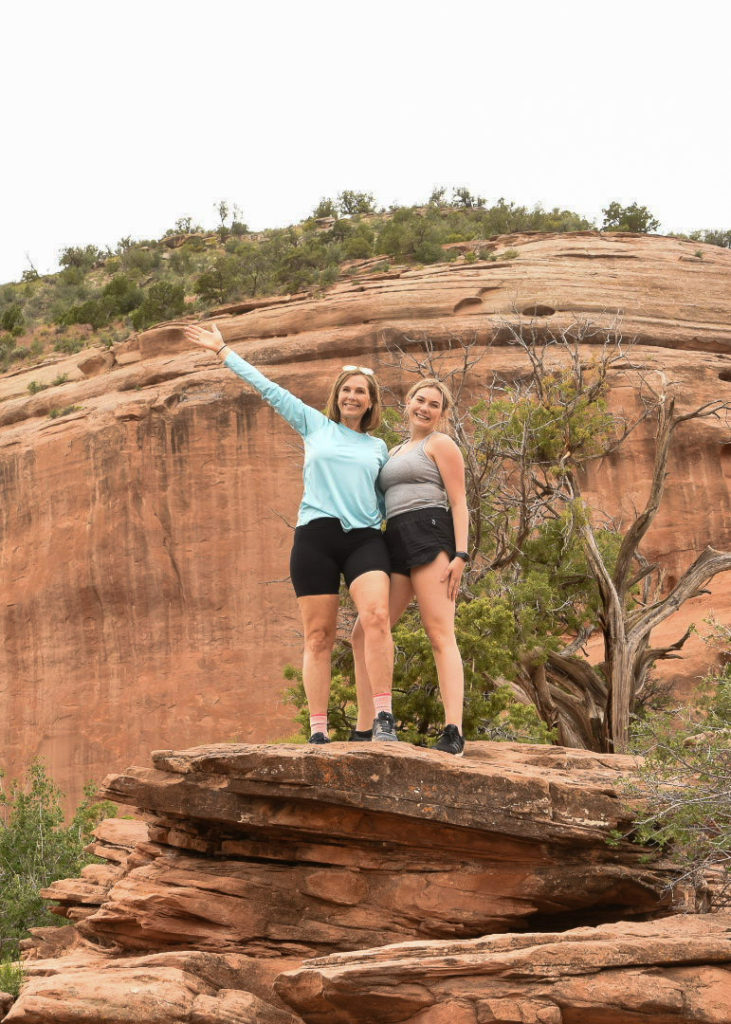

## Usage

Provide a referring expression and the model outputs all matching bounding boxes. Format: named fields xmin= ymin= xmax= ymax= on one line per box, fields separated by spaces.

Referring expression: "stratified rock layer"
xmin=4 ymin=741 xmax=726 ymax=1024
xmin=1 ymin=232 xmax=730 ymax=807
xmin=45 ymin=741 xmax=681 ymax=952
xmin=276 ymin=914 xmax=731 ymax=1024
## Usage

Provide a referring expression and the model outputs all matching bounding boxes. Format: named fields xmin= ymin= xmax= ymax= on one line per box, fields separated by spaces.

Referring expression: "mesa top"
xmin=224 ymin=351 xmax=387 ymax=530
xmin=378 ymin=436 xmax=449 ymax=518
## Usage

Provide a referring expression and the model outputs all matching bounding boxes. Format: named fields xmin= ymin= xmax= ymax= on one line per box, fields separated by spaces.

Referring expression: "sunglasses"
xmin=342 ymin=364 xmax=374 ymax=376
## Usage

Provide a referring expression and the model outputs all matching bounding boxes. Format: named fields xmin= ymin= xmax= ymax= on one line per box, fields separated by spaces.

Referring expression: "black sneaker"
xmin=372 ymin=711 xmax=399 ymax=742
xmin=349 ymin=729 xmax=373 ymax=742
xmin=308 ymin=732 xmax=331 ymax=744
xmin=434 ymin=724 xmax=465 ymax=756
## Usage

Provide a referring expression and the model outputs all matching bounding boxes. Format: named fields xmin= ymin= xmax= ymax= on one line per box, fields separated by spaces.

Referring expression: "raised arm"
xmin=184 ymin=323 xmax=326 ymax=437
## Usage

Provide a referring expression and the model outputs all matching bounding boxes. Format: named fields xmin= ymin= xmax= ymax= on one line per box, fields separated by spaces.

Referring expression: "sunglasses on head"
xmin=342 ymin=364 xmax=374 ymax=376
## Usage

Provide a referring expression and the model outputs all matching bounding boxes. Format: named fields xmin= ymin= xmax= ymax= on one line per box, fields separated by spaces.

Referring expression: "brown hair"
xmin=404 ymin=377 xmax=455 ymax=430
xmin=325 ymin=369 xmax=383 ymax=432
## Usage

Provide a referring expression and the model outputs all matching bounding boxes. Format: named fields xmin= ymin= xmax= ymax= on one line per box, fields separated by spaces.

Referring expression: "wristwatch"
xmin=455 ymin=551 xmax=470 ymax=562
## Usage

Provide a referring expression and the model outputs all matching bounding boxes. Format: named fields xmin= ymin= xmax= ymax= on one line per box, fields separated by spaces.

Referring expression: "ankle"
xmin=373 ymin=692 xmax=392 ymax=716
xmin=309 ymin=713 xmax=328 ymax=738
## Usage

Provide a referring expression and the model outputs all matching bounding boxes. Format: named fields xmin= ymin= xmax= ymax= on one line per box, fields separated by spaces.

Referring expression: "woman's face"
xmin=406 ymin=385 xmax=444 ymax=433
xmin=337 ymin=374 xmax=372 ymax=425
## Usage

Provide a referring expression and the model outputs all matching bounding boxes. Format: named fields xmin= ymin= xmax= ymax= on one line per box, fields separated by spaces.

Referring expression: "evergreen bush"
xmin=0 ymin=762 xmax=116 ymax=958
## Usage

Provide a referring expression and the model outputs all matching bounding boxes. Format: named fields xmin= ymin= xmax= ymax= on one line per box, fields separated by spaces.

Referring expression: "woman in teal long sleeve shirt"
xmin=184 ymin=322 xmax=398 ymax=744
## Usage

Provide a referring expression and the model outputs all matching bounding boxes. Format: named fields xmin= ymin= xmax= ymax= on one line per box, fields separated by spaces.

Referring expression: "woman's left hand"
xmin=441 ymin=557 xmax=465 ymax=602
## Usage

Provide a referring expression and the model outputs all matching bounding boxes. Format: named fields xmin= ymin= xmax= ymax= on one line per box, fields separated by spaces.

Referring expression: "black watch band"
xmin=455 ymin=551 xmax=469 ymax=562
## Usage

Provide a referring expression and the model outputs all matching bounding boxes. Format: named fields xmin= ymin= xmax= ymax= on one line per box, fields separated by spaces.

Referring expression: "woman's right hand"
xmin=183 ymin=322 xmax=225 ymax=353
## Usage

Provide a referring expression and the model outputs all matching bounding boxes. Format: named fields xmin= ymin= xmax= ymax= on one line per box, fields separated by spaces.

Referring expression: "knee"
xmin=305 ymin=626 xmax=335 ymax=656
xmin=351 ymin=617 xmax=364 ymax=649
xmin=359 ymin=605 xmax=390 ymax=636
xmin=424 ymin=624 xmax=455 ymax=655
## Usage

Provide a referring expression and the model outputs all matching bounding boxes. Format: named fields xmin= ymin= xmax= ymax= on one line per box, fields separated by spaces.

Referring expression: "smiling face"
xmin=406 ymin=385 xmax=445 ymax=434
xmin=336 ymin=373 xmax=372 ymax=428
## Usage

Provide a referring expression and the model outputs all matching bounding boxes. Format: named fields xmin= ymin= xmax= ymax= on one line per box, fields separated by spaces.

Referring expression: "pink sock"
xmin=373 ymin=692 xmax=392 ymax=715
xmin=309 ymin=714 xmax=328 ymax=737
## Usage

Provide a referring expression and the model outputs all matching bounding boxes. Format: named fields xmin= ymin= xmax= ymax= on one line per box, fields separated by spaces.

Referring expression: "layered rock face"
xmin=4 ymin=742 xmax=729 ymax=1023
xmin=0 ymin=232 xmax=730 ymax=807
xmin=277 ymin=915 xmax=731 ymax=1024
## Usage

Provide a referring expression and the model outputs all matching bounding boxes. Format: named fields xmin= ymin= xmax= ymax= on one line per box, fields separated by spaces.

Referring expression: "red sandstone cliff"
xmin=0 ymin=232 xmax=729 ymax=807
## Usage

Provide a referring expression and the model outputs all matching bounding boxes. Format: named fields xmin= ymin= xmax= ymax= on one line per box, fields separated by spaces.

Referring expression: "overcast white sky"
xmin=1 ymin=0 xmax=728 ymax=285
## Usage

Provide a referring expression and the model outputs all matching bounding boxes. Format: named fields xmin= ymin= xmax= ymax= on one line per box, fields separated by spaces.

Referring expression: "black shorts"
xmin=290 ymin=517 xmax=391 ymax=597
xmin=384 ymin=506 xmax=455 ymax=576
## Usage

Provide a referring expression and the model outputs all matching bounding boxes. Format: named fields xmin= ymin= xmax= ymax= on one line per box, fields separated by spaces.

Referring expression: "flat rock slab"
xmin=275 ymin=912 xmax=731 ymax=1024
xmin=41 ymin=742 xmax=684 ymax=958
xmin=111 ymin=740 xmax=643 ymax=848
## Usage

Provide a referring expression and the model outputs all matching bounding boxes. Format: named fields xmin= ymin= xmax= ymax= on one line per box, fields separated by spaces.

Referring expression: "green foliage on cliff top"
xmin=2 ymin=189 xmax=728 ymax=375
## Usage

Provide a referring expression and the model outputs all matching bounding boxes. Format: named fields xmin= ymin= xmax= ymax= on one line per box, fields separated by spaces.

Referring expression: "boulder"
xmin=44 ymin=742 xmax=686 ymax=955
xmin=275 ymin=913 xmax=731 ymax=1024
xmin=6 ymin=740 xmax=725 ymax=1024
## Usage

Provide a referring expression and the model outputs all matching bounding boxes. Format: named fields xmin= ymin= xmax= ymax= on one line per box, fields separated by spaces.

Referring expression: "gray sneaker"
xmin=372 ymin=711 xmax=399 ymax=742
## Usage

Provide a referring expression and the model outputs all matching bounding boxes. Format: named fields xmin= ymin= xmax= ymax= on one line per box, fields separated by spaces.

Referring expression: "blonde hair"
xmin=325 ymin=369 xmax=383 ymax=432
xmin=404 ymin=377 xmax=454 ymax=430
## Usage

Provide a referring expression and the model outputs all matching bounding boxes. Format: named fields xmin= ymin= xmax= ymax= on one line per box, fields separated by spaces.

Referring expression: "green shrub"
xmin=194 ymin=255 xmax=244 ymax=305
xmin=27 ymin=381 xmax=48 ymax=395
xmin=0 ymin=955 xmax=22 ymax=997
xmin=601 ymin=201 xmax=660 ymax=233
xmin=0 ymin=304 xmax=24 ymax=336
xmin=102 ymin=274 xmax=143 ymax=314
xmin=312 ymin=197 xmax=337 ymax=218
xmin=119 ymin=245 xmax=160 ymax=275
xmin=48 ymin=405 xmax=82 ymax=418
xmin=343 ymin=224 xmax=375 ymax=260
xmin=131 ymin=281 xmax=185 ymax=331
xmin=623 ymin=651 xmax=731 ymax=906
xmin=337 ymin=190 xmax=376 ymax=215
xmin=689 ymin=229 xmax=731 ymax=248
xmin=53 ymin=337 xmax=86 ymax=355
xmin=0 ymin=762 xmax=117 ymax=958
xmin=58 ymin=245 xmax=101 ymax=272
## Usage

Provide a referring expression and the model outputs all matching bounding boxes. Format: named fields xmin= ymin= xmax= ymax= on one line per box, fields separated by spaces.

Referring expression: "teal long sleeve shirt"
xmin=224 ymin=351 xmax=388 ymax=530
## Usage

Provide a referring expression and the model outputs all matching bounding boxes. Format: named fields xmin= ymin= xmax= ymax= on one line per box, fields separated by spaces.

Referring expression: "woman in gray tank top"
xmin=351 ymin=378 xmax=469 ymax=755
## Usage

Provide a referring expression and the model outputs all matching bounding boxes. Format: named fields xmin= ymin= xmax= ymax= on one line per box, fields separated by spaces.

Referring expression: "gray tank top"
xmin=378 ymin=436 xmax=449 ymax=518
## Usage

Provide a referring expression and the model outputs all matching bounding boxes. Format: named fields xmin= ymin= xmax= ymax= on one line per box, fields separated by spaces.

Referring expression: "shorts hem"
xmin=391 ymin=545 xmax=454 ymax=577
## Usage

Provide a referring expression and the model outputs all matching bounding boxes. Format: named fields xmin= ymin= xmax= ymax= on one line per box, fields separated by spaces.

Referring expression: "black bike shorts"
xmin=384 ymin=506 xmax=455 ymax=577
xmin=290 ymin=517 xmax=391 ymax=597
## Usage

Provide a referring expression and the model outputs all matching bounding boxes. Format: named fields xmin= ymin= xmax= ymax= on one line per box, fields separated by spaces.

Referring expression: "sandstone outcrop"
xmin=276 ymin=914 xmax=731 ymax=1024
xmin=40 ymin=742 xmax=685 ymax=956
xmin=3 ymin=741 xmax=727 ymax=1023
xmin=0 ymin=232 xmax=730 ymax=808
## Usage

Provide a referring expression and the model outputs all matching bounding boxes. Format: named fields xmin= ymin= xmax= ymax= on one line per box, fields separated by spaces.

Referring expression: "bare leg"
xmin=297 ymin=594 xmax=340 ymax=720
xmin=348 ymin=570 xmax=395 ymax=722
xmin=410 ymin=552 xmax=464 ymax=731
xmin=351 ymin=574 xmax=414 ymax=730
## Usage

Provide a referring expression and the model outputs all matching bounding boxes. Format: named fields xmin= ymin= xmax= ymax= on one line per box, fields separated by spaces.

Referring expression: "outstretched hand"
xmin=183 ymin=322 xmax=225 ymax=353
xmin=440 ymin=557 xmax=465 ymax=602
